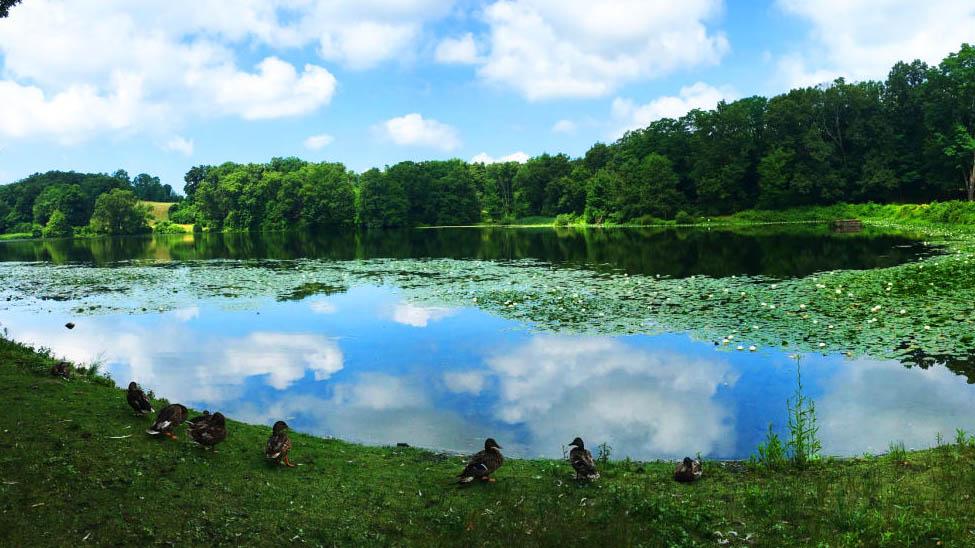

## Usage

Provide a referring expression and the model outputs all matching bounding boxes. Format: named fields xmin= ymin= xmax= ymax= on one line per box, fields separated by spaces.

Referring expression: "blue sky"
xmin=1 ymin=0 xmax=972 ymax=192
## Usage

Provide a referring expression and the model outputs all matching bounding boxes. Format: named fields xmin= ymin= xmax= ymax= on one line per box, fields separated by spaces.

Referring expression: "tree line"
xmin=0 ymin=170 xmax=175 ymax=237
xmin=3 ymin=44 xmax=973 ymax=235
xmin=173 ymin=44 xmax=975 ymax=229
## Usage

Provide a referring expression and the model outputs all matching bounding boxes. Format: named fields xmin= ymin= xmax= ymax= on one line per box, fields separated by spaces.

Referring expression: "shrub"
xmin=632 ymin=214 xmax=666 ymax=226
xmin=786 ymin=358 xmax=822 ymax=468
xmin=674 ymin=210 xmax=696 ymax=225
xmin=751 ymin=424 xmax=787 ymax=470
xmin=887 ymin=440 xmax=907 ymax=463
xmin=168 ymin=202 xmax=198 ymax=224
xmin=153 ymin=220 xmax=187 ymax=234
xmin=41 ymin=210 xmax=73 ymax=238
xmin=553 ymin=213 xmax=578 ymax=226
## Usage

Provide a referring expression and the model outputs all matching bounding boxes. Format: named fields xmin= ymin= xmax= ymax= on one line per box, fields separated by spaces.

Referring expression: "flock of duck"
xmin=105 ymin=372 xmax=705 ymax=484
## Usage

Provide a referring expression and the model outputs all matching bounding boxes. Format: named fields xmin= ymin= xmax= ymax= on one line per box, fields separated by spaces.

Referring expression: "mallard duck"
xmin=188 ymin=412 xmax=227 ymax=450
xmin=186 ymin=410 xmax=211 ymax=427
xmin=568 ymin=437 xmax=599 ymax=480
xmin=458 ymin=438 xmax=504 ymax=484
xmin=50 ymin=361 xmax=70 ymax=379
xmin=146 ymin=403 xmax=188 ymax=440
xmin=126 ymin=382 xmax=154 ymax=415
xmin=265 ymin=421 xmax=295 ymax=467
xmin=674 ymin=457 xmax=703 ymax=483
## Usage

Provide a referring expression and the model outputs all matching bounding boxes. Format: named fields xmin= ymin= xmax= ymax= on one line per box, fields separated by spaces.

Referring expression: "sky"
xmin=0 ymin=0 xmax=973 ymax=192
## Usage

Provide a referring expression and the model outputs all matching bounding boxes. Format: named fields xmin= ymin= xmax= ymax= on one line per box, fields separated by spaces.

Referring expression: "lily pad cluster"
xmin=1 ymin=226 xmax=973 ymax=379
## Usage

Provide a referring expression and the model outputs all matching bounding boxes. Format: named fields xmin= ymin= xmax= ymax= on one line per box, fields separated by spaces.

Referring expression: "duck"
xmin=126 ymin=382 xmax=154 ymax=415
xmin=50 ymin=361 xmax=71 ymax=379
xmin=568 ymin=437 xmax=599 ymax=480
xmin=187 ymin=412 xmax=227 ymax=450
xmin=186 ymin=410 xmax=211 ymax=427
xmin=265 ymin=421 xmax=295 ymax=467
xmin=457 ymin=438 xmax=504 ymax=484
xmin=674 ymin=457 xmax=703 ymax=483
xmin=146 ymin=403 xmax=188 ymax=441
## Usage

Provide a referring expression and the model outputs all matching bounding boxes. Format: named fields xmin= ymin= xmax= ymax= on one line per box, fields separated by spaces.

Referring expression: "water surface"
xmin=1 ymin=226 xmax=971 ymax=459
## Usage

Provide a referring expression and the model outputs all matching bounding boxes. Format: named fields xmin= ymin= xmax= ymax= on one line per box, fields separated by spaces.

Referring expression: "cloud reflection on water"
xmin=484 ymin=336 xmax=740 ymax=458
xmin=818 ymin=358 xmax=975 ymax=455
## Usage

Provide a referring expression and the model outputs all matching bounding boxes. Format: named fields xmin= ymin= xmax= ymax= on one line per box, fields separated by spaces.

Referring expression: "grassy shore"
xmin=1 ymin=337 xmax=974 ymax=546
xmin=478 ymin=200 xmax=975 ymax=230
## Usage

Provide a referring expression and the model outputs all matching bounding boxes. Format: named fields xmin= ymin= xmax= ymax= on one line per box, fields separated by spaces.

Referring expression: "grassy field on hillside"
xmin=1 ymin=336 xmax=974 ymax=546
xmin=141 ymin=201 xmax=175 ymax=223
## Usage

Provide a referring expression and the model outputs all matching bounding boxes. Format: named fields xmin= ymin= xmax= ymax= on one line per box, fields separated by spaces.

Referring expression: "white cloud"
xmin=304 ymin=133 xmax=336 ymax=151
xmin=0 ymin=0 xmax=451 ymax=144
xmin=470 ymin=151 xmax=530 ymax=164
xmin=435 ymin=33 xmax=481 ymax=64
xmin=163 ymin=135 xmax=194 ymax=156
xmin=6 ymin=320 xmax=343 ymax=403
xmin=390 ymin=302 xmax=456 ymax=327
xmin=775 ymin=0 xmax=975 ymax=87
xmin=309 ymin=299 xmax=337 ymax=314
xmin=443 ymin=371 xmax=486 ymax=395
xmin=551 ymin=119 xmax=576 ymax=134
xmin=485 ymin=336 xmax=739 ymax=458
xmin=376 ymin=113 xmax=461 ymax=151
xmin=170 ymin=306 xmax=200 ymax=321
xmin=0 ymin=75 xmax=162 ymax=144
xmin=817 ymin=358 xmax=975 ymax=455
xmin=191 ymin=57 xmax=336 ymax=120
xmin=476 ymin=0 xmax=729 ymax=100
xmin=222 ymin=332 xmax=344 ymax=390
xmin=611 ymin=82 xmax=736 ymax=136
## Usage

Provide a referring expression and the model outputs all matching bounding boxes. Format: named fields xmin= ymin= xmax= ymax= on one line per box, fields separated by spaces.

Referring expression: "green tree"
xmin=584 ymin=170 xmax=613 ymax=223
xmin=359 ymin=168 xmax=408 ymax=227
xmin=944 ymin=125 xmax=975 ymax=201
xmin=612 ymin=153 xmax=684 ymax=220
xmin=32 ymin=184 xmax=86 ymax=226
xmin=42 ymin=210 xmax=73 ymax=238
xmin=89 ymin=189 xmax=150 ymax=235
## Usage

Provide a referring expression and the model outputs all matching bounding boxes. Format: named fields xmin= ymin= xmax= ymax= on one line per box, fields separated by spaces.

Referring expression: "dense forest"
xmin=0 ymin=170 xmax=172 ymax=236
xmin=2 ymin=44 xmax=973 ymax=235
xmin=171 ymin=44 xmax=975 ymax=229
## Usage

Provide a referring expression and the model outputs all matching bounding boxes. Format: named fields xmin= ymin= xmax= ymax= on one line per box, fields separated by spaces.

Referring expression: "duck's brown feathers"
xmin=674 ymin=458 xmax=703 ymax=483
xmin=50 ymin=361 xmax=70 ymax=379
xmin=265 ymin=431 xmax=292 ymax=461
xmin=147 ymin=403 xmax=188 ymax=435
xmin=570 ymin=446 xmax=599 ymax=479
xmin=188 ymin=412 xmax=227 ymax=448
xmin=458 ymin=448 xmax=503 ymax=483
xmin=126 ymin=383 xmax=153 ymax=415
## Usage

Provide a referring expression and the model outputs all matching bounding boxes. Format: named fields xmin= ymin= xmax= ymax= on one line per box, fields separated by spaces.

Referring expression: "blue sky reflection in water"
xmin=3 ymin=284 xmax=974 ymax=460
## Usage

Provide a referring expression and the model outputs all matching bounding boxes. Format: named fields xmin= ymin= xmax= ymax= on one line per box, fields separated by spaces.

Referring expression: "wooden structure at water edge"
xmin=832 ymin=219 xmax=863 ymax=233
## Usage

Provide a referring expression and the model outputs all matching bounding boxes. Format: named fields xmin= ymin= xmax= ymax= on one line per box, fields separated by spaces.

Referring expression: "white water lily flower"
xmin=835 ymin=289 xmax=842 ymax=294
xmin=736 ymin=345 xmax=744 ymax=351
xmin=749 ymin=345 xmax=757 ymax=352
xmin=900 ymin=309 xmax=906 ymax=314
xmin=818 ymin=342 xmax=826 ymax=348
xmin=799 ymin=304 xmax=807 ymax=310
xmin=771 ymin=284 xmax=778 ymax=289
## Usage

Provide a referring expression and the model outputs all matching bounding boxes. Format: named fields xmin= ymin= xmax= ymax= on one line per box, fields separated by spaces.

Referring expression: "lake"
xmin=1 ymin=225 xmax=973 ymax=460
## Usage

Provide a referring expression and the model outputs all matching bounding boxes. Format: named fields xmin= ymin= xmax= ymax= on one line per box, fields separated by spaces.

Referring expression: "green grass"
xmin=0 ymin=232 xmax=33 ymax=241
xmin=140 ymin=201 xmax=176 ymax=223
xmin=2 ymin=337 xmax=975 ymax=546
